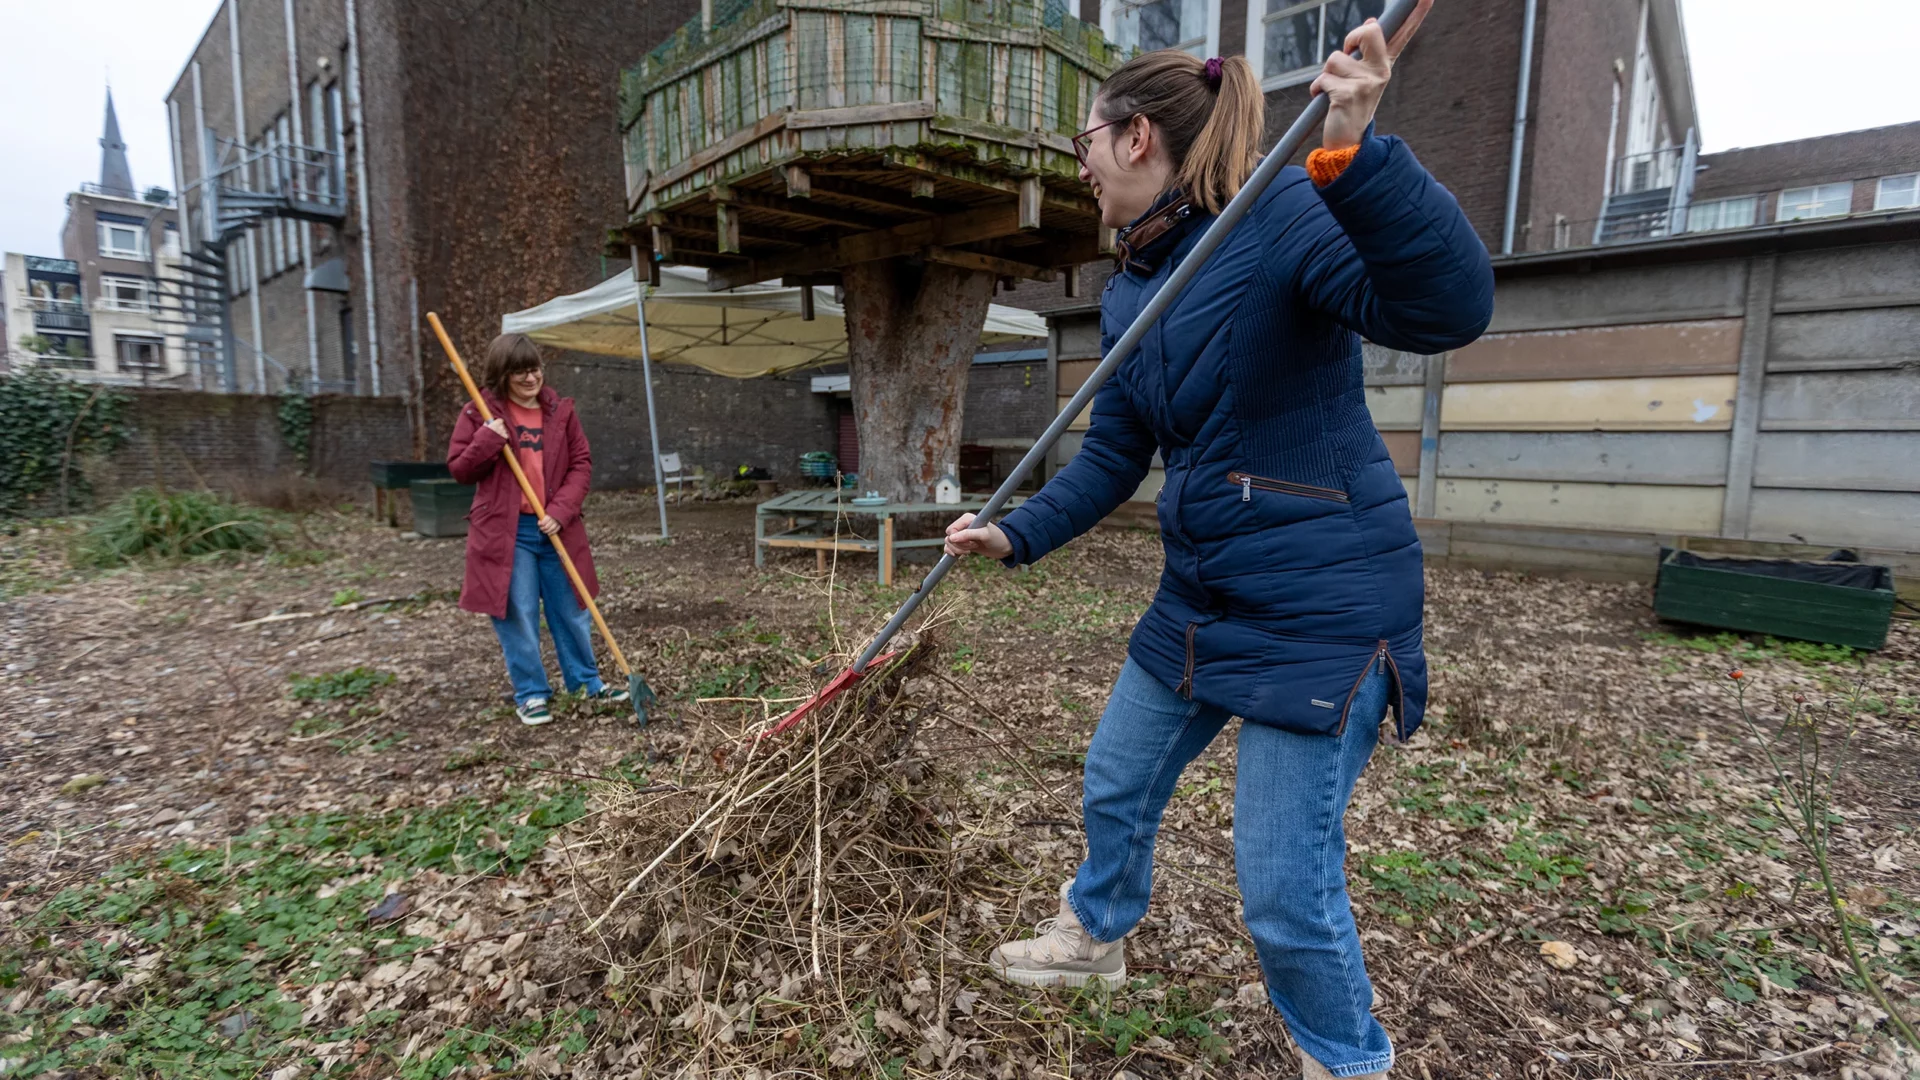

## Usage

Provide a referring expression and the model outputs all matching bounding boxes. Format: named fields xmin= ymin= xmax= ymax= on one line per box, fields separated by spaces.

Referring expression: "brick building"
xmin=165 ymin=0 xmax=710 ymax=428
xmin=166 ymin=0 xmax=1909 ymax=492
xmin=1686 ymin=121 xmax=1920 ymax=232
xmin=163 ymin=0 xmax=1062 ymax=483
xmin=1000 ymin=0 xmax=1696 ymax=313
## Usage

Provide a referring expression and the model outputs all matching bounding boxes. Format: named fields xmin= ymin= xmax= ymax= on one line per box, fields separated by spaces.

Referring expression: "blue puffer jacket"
xmin=997 ymin=131 xmax=1493 ymax=740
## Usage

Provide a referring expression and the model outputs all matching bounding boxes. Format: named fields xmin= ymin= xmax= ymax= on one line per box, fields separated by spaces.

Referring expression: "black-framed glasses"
xmin=1072 ymin=115 xmax=1129 ymax=168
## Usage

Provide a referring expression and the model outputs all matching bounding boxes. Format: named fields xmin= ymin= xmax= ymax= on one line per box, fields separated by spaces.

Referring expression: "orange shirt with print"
xmin=506 ymin=400 xmax=546 ymax=514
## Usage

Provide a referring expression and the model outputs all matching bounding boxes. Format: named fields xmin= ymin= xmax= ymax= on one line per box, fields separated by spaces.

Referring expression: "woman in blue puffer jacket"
xmin=943 ymin=8 xmax=1490 ymax=1078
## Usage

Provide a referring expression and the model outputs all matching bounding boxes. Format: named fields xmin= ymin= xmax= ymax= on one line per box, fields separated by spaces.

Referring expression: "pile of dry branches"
xmin=559 ymin=618 xmax=1063 ymax=1076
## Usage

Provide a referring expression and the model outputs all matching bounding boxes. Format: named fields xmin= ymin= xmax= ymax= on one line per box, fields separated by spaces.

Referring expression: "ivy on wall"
xmin=278 ymin=388 xmax=315 ymax=471
xmin=0 ymin=368 xmax=132 ymax=516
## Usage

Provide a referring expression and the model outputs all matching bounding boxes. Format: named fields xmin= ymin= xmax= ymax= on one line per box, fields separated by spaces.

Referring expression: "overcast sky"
xmin=3 ymin=1 xmax=1917 ymax=260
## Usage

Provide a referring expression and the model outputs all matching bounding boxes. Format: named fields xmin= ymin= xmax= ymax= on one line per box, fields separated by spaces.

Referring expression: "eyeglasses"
xmin=1071 ymin=115 xmax=1129 ymax=168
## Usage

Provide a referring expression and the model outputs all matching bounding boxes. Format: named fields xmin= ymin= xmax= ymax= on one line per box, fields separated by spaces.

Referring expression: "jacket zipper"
xmin=1229 ymin=472 xmax=1350 ymax=504
xmin=1335 ymin=641 xmax=1392 ymax=736
xmin=1177 ymin=621 xmax=1199 ymax=699
xmin=1378 ymin=644 xmax=1407 ymax=742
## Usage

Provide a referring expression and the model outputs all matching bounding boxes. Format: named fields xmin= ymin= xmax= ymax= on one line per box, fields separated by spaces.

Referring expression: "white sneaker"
xmin=516 ymin=697 xmax=552 ymax=725
xmin=988 ymin=881 xmax=1127 ymax=990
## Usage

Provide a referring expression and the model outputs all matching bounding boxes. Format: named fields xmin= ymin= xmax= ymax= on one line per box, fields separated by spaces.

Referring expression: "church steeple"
xmin=99 ymin=89 xmax=135 ymax=197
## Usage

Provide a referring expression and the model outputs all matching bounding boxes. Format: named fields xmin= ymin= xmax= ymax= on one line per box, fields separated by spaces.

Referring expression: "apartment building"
xmin=3 ymin=93 xmax=189 ymax=386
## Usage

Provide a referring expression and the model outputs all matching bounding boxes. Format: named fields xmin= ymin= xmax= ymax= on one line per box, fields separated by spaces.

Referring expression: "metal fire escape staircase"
xmin=1594 ymin=127 xmax=1698 ymax=245
xmin=160 ymin=134 xmax=347 ymax=391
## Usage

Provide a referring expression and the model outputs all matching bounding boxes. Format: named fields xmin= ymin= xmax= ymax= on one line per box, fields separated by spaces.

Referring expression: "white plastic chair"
xmin=659 ymin=452 xmax=687 ymax=496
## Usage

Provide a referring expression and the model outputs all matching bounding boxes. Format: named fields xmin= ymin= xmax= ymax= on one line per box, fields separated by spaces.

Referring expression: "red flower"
xmin=1727 ymin=669 xmax=1744 ymax=680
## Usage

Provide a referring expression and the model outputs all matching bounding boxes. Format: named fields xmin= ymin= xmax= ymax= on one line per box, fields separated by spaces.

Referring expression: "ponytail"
xmin=1096 ymin=51 xmax=1265 ymax=214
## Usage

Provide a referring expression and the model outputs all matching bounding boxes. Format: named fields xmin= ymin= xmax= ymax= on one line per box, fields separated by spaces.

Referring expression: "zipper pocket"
xmin=1335 ymin=641 xmax=1391 ymax=736
xmin=1228 ymin=472 xmax=1350 ymax=504
xmin=1177 ymin=621 xmax=1200 ymax=700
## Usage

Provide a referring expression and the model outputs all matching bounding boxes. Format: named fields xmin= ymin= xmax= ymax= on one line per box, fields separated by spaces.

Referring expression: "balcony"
xmin=29 ymin=297 xmax=92 ymax=334
xmin=79 ymin=181 xmax=174 ymax=206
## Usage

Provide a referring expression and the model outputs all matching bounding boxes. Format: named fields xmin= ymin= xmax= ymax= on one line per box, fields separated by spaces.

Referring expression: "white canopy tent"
xmin=500 ymin=264 xmax=1048 ymax=536
xmin=502 ymin=265 xmax=1047 ymax=378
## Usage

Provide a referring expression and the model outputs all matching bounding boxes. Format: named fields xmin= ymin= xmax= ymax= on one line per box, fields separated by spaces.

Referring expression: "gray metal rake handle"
xmin=854 ymin=0 xmax=1418 ymax=672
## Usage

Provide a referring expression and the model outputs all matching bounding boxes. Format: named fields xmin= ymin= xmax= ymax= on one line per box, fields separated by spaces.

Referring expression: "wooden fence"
xmin=1044 ymin=215 xmax=1920 ymax=597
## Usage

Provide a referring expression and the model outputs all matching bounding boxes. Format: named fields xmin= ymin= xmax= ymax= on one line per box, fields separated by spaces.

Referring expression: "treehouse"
xmin=617 ymin=0 xmax=1122 ymax=291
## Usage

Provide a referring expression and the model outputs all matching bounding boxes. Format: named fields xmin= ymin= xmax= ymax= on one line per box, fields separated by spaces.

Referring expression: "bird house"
xmin=934 ymin=470 xmax=963 ymax=504
xmin=617 ymin=0 xmax=1121 ymax=290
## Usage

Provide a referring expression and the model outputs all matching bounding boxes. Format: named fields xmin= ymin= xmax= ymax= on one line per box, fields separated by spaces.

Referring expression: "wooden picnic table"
xmin=754 ymin=489 xmax=1026 ymax=585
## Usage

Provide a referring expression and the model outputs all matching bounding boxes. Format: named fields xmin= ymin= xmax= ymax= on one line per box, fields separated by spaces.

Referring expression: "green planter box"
xmin=370 ymin=460 xmax=451 ymax=489
xmin=411 ymin=478 xmax=476 ymax=538
xmin=1654 ymin=548 xmax=1896 ymax=650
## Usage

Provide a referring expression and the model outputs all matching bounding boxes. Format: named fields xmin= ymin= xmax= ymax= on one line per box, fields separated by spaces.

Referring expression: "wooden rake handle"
xmin=426 ymin=312 xmax=632 ymax=679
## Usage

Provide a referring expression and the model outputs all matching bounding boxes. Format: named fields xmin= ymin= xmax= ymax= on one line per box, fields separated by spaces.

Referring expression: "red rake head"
xmin=760 ymin=651 xmax=901 ymax=740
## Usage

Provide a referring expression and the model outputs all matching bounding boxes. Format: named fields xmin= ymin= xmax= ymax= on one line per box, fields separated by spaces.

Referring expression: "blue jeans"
xmin=491 ymin=515 xmax=605 ymax=705
xmin=1069 ymin=658 xmax=1392 ymax=1076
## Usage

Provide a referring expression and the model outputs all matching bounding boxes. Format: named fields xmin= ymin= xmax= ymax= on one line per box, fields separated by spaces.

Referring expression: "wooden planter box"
xmin=1654 ymin=548 xmax=1896 ymax=650
xmin=410 ymin=479 xmax=476 ymax=539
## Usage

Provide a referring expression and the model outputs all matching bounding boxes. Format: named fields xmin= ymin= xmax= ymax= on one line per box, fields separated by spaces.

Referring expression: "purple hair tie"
xmin=1203 ymin=56 xmax=1224 ymax=89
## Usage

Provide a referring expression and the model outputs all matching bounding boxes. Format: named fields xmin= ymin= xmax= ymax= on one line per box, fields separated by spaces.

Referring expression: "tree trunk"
xmin=842 ymin=258 xmax=997 ymax=503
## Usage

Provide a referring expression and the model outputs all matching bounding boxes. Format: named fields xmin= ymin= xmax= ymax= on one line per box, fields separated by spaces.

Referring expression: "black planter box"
xmin=1654 ymin=548 xmax=1896 ymax=651
xmin=370 ymin=460 xmax=451 ymax=489
xmin=411 ymin=478 xmax=476 ymax=538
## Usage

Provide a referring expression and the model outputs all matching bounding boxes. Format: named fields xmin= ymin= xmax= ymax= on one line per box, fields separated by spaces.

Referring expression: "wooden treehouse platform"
xmin=616 ymin=0 xmax=1121 ymax=290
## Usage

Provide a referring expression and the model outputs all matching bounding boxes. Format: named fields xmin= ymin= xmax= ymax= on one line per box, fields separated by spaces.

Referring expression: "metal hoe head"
xmin=630 ymin=674 xmax=659 ymax=727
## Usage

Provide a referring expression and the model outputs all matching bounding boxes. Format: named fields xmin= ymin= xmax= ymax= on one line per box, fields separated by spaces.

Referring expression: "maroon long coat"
xmin=447 ymin=385 xmax=599 ymax=620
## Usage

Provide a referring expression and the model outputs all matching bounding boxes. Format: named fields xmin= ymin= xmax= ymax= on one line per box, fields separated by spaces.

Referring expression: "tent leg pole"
xmin=631 ymin=246 xmax=670 ymax=541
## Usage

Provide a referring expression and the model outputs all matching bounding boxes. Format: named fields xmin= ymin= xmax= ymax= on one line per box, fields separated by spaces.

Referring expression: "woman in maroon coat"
xmin=447 ymin=334 xmax=624 ymax=725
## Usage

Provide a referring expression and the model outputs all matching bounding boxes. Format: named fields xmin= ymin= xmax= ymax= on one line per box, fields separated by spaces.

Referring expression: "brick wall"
xmin=95 ymin=389 xmax=411 ymax=495
xmin=963 ymin=359 xmax=1051 ymax=441
xmin=377 ymin=0 xmax=705 ymax=454
xmin=309 ymin=394 xmax=416 ymax=481
xmin=1528 ymin=0 xmax=1639 ymax=249
xmin=1261 ymin=1 xmax=1527 ymax=251
xmin=539 ymin=354 xmax=838 ymax=487
xmin=1055 ymin=0 xmax=1650 ymax=255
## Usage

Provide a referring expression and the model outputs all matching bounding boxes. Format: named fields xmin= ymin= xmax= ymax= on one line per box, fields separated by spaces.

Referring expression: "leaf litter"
xmin=0 ymin=493 xmax=1916 ymax=1077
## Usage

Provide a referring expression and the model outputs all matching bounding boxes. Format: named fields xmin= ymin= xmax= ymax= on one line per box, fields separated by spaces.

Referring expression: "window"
xmin=98 ymin=218 xmax=149 ymax=260
xmin=1247 ymin=0 xmax=1381 ymax=89
xmin=116 ymin=335 xmax=165 ymax=374
xmin=1105 ymin=0 xmax=1212 ymax=58
xmin=1687 ymin=195 xmax=1757 ymax=233
xmin=1777 ymin=182 xmax=1852 ymax=222
xmin=99 ymin=275 xmax=152 ymax=312
xmin=39 ymin=335 xmax=93 ymax=369
xmin=1876 ymin=173 xmax=1919 ymax=211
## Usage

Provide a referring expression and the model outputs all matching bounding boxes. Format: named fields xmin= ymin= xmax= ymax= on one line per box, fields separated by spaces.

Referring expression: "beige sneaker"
xmin=988 ymin=881 xmax=1126 ymax=990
